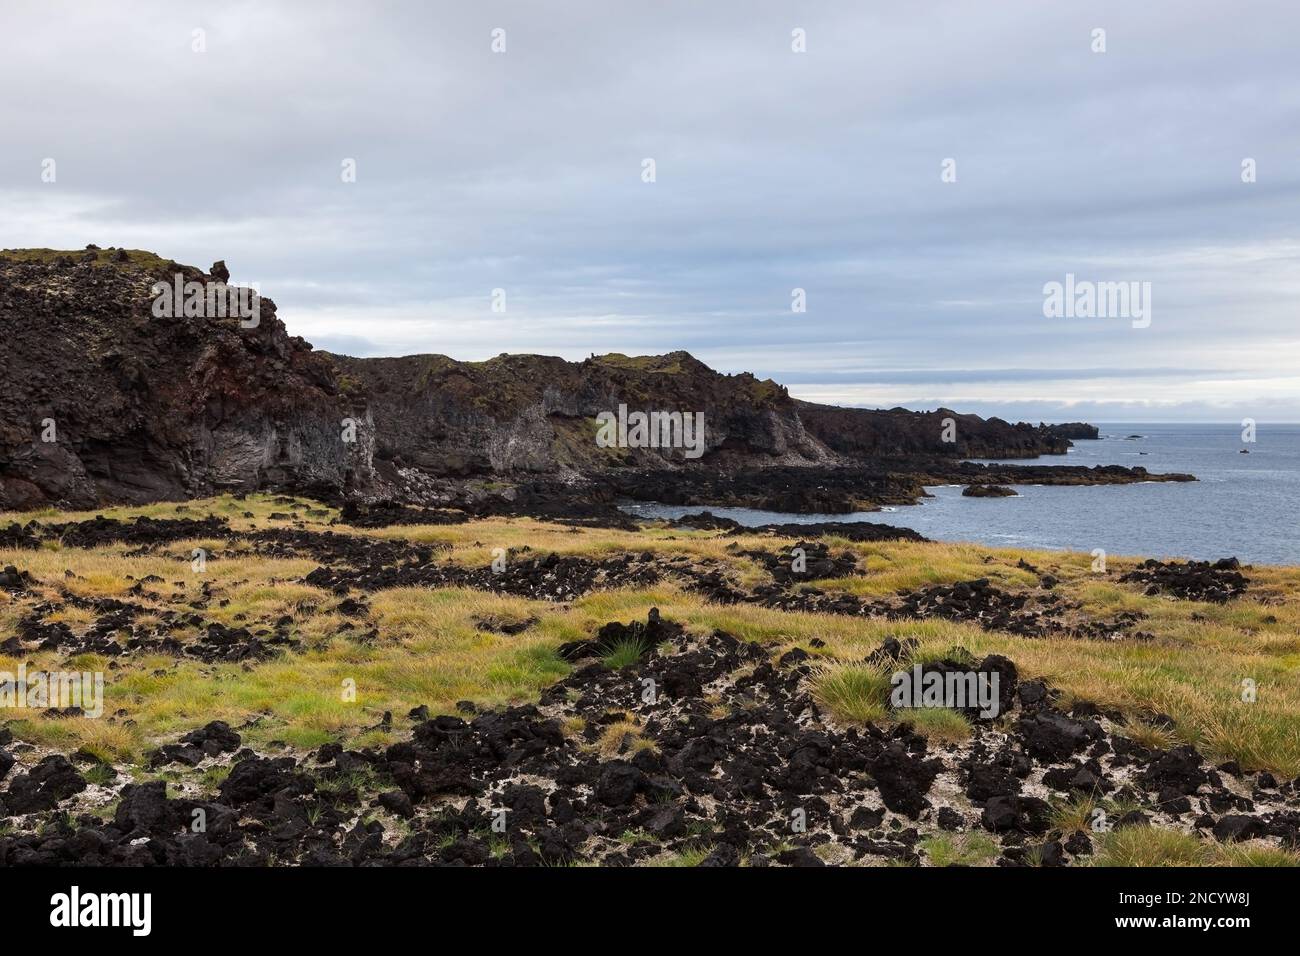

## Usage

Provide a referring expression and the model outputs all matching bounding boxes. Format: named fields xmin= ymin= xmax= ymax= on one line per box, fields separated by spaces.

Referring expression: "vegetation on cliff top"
xmin=0 ymin=246 xmax=174 ymax=271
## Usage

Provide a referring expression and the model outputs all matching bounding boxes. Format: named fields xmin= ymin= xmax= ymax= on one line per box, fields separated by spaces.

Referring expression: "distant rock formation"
xmin=962 ymin=484 xmax=1018 ymax=498
xmin=1042 ymin=422 xmax=1100 ymax=440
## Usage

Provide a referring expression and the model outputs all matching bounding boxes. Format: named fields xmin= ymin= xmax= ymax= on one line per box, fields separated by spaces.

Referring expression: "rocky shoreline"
xmin=0 ymin=249 xmax=1279 ymax=871
xmin=0 ymin=250 xmax=1194 ymax=513
xmin=1 ymin=498 xmax=1294 ymax=868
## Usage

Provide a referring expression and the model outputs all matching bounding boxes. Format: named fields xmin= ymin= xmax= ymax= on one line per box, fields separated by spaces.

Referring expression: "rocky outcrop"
xmin=798 ymin=403 xmax=1072 ymax=459
xmin=1119 ymin=558 xmax=1249 ymax=603
xmin=327 ymin=350 xmax=827 ymax=479
xmin=1043 ymin=422 xmax=1100 ymax=440
xmin=963 ymin=484 xmax=1018 ymax=498
xmin=604 ymin=462 xmax=1192 ymax=513
xmin=0 ymin=249 xmax=1112 ymax=510
xmin=0 ymin=248 xmax=369 ymax=510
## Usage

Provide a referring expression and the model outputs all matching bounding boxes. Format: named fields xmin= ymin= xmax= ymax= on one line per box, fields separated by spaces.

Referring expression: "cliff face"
xmin=333 ymin=352 xmax=1070 ymax=480
xmin=0 ymin=249 xmax=1075 ymax=509
xmin=0 ymin=249 xmax=369 ymax=510
xmin=327 ymin=350 xmax=833 ymax=480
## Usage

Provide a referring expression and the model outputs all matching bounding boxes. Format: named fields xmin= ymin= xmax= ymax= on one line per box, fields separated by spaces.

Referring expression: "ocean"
xmin=622 ymin=423 xmax=1300 ymax=566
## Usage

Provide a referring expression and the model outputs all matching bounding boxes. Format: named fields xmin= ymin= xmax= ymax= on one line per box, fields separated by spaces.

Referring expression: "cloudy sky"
xmin=4 ymin=0 xmax=1299 ymax=421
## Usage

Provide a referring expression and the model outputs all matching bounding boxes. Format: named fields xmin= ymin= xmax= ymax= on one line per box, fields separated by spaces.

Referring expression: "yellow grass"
xmin=0 ymin=493 xmax=1297 ymax=778
xmin=1090 ymin=827 xmax=1300 ymax=867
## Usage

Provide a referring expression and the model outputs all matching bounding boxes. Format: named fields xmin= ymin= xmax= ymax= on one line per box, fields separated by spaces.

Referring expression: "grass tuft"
xmin=811 ymin=663 xmax=891 ymax=724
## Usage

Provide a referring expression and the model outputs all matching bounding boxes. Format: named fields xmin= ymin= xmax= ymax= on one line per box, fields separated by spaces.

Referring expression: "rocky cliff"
xmin=0 ymin=248 xmax=369 ymax=510
xmin=0 ymin=249 xmax=1083 ymax=510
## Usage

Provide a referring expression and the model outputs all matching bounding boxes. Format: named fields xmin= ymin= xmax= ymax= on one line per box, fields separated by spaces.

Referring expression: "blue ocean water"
xmin=622 ymin=424 xmax=1300 ymax=565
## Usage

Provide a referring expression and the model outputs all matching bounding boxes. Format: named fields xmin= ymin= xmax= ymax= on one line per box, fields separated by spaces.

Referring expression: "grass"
xmin=1051 ymin=794 xmax=1106 ymax=834
xmin=83 ymin=763 xmax=119 ymax=786
xmin=2 ymin=492 xmax=1299 ymax=782
xmin=811 ymin=663 xmax=891 ymax=724
xmin=601 ymin=636 xmax=654 ymax=669
xmin=921 ymin=832 xmax=1001 ymax=867
xmin=1091 ymin=827 xmax=1300 ymax=867
xmin=1120 ymin=718 xmax=1178 ymax=751
xmin=0 ymin=247 xmax=173 ymax=271
xmin=811 ymin=651 xmax=979 ymax=742
xmin=898 ymin=707 xmax=974 ymax=744
xmin=592 ymin=718 xmax=656 ymax=758
xmin=645 ymin=844 xmax=713 ymax=867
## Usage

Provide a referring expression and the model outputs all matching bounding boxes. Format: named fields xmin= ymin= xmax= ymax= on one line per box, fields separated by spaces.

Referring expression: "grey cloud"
xmin=2 ymin=0 xmax=1298 ymax=418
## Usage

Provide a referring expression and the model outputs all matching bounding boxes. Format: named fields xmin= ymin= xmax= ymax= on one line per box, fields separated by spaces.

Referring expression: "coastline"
xmin=1 ymin=493 xmax=1297 ymax=867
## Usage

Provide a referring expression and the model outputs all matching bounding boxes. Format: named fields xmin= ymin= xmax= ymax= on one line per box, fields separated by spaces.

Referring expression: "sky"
xmin=3 ymin=0 xmax=1299 ymax=422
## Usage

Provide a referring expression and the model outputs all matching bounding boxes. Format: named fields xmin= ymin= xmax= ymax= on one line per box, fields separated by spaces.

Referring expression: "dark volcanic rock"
xmin=218 ymin=756 xmax=312 ymax=807
xmin=892 ymin=579 xmax=1052 ymax=637
xmin=981 ymin=795 xmax=1053 ymax=834
xmin=962 ymin=484 xmax=1018 ymax=498
xmin=1018 ymin=712 xmax=1103 ymax=762
xmin=0 ymin=523 xmax=41 ymax=549
xmin=0 ymin=616 xmax=1294 ymax=868
xmin=741 ymin=540 xmax=858 ymax=584
xmin=0 ymin=252 xmax=1195 ymax=512
xmin=1213 ymin=814 xmax=1267 ymax=842
xmin=306 ymin=549 xmax=661 ymax=601
xmin=338 ymin=499 xmax=467 ymax=528
xmin=180 ymin=720 xmax=242 ymax=756
xmin=1120 ymin=558 xmax=1248 ymax=603
xmin=556 ymin=609 xmax=682 ymax=664
xmin=1 ymin=755 xmax=87 ymax=815
xmin=871 ymin=743 xmax=942 ymax=818
xmin=612 ymin=461 xmax=1190 ymax=516
xmin=0 ymin=254 xmax=365 ymax=510
xmin=1139 ymin=745 xmax=1208 ymax=796
xmin=44 ymin=514 xmax=231 ymax=548
xmin=0 ymin=565 xmax=36 ymax=592
xmin=1044 ymin=422 xmax=1100 ymax=440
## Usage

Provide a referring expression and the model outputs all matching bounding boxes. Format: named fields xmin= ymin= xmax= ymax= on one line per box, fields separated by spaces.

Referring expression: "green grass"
xmin=83 ymin=763 xmax=118 ymax=786
xmin=601 ymin=636 xmax=653 ymax=669
xmin=4 ymin=492 xmax=1300 ymax=780
xmin=646 ymin=845 xmax=713 ymax=867
xmin=0 ymin=246 xmax=173 ymax=271
xmin=898 ymin=706 xmax=973 ymax=744
xmin=920 ymin=832 xmax=1000 ymax=867
xmin=811 ymin=663 xmax=891 ymax=724
xmin=1091 ymin=827 xmax=1300 ymax=867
